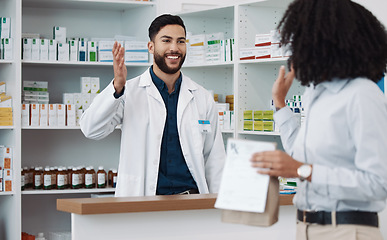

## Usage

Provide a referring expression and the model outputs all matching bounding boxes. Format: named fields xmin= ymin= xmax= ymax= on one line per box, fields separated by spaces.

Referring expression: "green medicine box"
xmin=254 ymin=110 xmax=263 ymax=120
xmin=243 ymin=110 xmax=253 ymax=120
xmin=263 ymin=120 xmax=274 ymax=132
xmin=243 ymin=120 xmax=253 ymax=131
xmin=253 ymin=121 xmax=263 ymax=131
xmin=263 ymin=110 xmax=274 ymax=120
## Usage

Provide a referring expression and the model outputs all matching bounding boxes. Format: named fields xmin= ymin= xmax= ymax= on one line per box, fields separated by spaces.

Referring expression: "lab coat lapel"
xmin=139 ymin=69 xmax=164 ymax=104
xmin=177 ymin=75 xmax=196 ymax=129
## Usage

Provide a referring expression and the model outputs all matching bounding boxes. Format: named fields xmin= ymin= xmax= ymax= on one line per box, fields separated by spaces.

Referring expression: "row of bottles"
xmin=21 ymin=166 xmax=117 ymax=190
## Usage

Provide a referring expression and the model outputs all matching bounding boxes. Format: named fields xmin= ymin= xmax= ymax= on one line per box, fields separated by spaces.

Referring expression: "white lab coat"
xmin=80 ymin=69 xmax=226 ymax=197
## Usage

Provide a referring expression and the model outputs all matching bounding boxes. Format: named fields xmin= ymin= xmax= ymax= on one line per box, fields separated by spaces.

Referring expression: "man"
xmin=250 ymin=0 xmax=387 ymax=239
xmin=80 ymin=14 xmax=225 ymax=197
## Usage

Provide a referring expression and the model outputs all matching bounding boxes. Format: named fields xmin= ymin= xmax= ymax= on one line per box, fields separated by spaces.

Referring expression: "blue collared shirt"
xmin=275 ymin=77 xmax=387 ymax=212
xmin=150 ymin=67 xmax=198 ymax=195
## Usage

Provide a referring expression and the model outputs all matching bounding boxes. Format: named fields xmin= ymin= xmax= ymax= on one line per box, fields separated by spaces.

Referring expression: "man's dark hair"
xmin=148 ymin=14 xmax=186 ymax=41
xmin=278 ymin=0 xmax=387 ymax=86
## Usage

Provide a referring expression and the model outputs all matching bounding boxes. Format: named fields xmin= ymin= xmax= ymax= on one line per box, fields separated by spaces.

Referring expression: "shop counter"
xmin=57 ymin=193 xmax=297 ymax=240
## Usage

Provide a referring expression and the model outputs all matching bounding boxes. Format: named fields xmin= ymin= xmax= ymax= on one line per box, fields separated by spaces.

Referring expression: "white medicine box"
xmin=53 ymin=26 xmax=66 ymax=44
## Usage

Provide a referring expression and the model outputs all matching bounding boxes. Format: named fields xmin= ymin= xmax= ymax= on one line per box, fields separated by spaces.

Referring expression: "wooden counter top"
xmin=57 ymin=193 xmax=294 ymax=215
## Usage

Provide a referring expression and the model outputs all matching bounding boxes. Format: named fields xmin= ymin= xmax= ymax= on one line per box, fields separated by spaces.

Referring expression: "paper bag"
xmin=221 ymin=176 xmax=279 ymax=227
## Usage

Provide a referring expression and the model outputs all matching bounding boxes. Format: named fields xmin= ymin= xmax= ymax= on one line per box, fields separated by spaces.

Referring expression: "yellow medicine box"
xmin=254 ymin=110 xmax=263 ymax=120
xmin=254 ymin=121 xmax=263 ymax=131
xmin=263 ymin=121 xmax=274 ymax=132
xmin=244 ymin=110 xmax=253 ymax=120
xmin=263 ymin=110 xmax=274 ymax=120
xmin=243 ymin=120 xmax=253 ymax=131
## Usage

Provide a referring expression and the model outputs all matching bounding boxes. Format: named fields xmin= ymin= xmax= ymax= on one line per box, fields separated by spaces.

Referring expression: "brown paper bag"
xmin=221 ymin=176 xmax=279 ymax=227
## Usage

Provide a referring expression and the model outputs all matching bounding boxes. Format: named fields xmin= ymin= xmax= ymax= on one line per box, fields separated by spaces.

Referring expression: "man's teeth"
xmin=167 ymin=56 xmax=179 ymax=59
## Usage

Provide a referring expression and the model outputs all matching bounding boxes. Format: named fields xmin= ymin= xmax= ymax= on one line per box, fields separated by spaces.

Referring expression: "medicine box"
xmin=239 ymin=48 xmax=257 ymax=61
xmin=31 ymin=38 xmax=40 ymax=60
xmin=63 ymin=93 xmax=74 ymax=105
xmin=243 ymin=120 xmax=253 ymax=131
xmin=23 ymin=38 xmax=32 ymax=60
xmin=98 ymin=40 xmax=114 ymax=62
xmin=255 ymin=46 xmax=271 ymax=59
xmin=81 ymin=77 xmax=91 ymax=93
xmin=73 ymin=93 xmax=82 ymax=109
xmin=40 ymin=39 xmax=49 ymax=61
xmin=90 ymin=77 xmax=100 ymax=93
xmin=69 ymin=39 xmax=78 ymax=61
xmin=78 ymin=40 xmax=87 ymax=61
xmin=30 ymin=103 xmax=39 ymax=126
xmin=3 ymin=169 xmax=12 ymax=192
xmin=2 ymin=38 xmax=12 ymax=60
xmin=125 ymin=41 xmax=148 ymax=63
xmin=87 ymin=41 xmax=97 ymax=62
xmin=81 ymin=94 xmax=91 ymax=110
xmin=254 ymin=121 xmax=264 ymax=131
xmin=1 ymin=146 xmax=12 ymax=170
xmin=23 ymin=81 xmax=48 ymax=92
xmin=57 ymin=104 xmax=66 ymax=127
xmin=66 ymin=104 xmax=76 ymax=127
xmin=48 ymin=39 xmax=57 ymax=61
xmin=39 ymin=104 xmax=48 ymax=127
xmin=57 ymin=42 xmax=69 ymax=61
xmin=21 ymin=104 xmax=30 ymax=127
xmin=254 ymin=110 xmax=263 ymax=120
xmin=0 ymin=95 xmax=12 ymax=108
xmin=0 ymin=17 xmax=11 ymax=39
xmin=53 ymin=26 xmax=66 ymax=44
xmin=243 ymin=110 xmax=253 ymax=120
xmin=255 ymin=33 xmax=271 ymax=47
xmin=48 ymin=104 xmax=57 ymax=126
xmin=263 ymin=121 xmax=274 ymax=132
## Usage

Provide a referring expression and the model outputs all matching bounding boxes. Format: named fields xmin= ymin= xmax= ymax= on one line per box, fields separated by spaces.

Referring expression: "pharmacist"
xmin=80 ymin=14 xmax=226 ymax=197
xmin=251 ymin=0 xmax=387 ymax=239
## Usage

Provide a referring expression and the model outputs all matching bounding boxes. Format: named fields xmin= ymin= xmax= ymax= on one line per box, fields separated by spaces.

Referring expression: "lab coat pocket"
xmin=190 ymin=120 xmax=205 ymax=150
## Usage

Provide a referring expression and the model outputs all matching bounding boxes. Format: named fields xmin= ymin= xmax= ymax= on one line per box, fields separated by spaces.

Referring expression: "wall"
xmin=158 ymin=0 xmax=387 ymax=27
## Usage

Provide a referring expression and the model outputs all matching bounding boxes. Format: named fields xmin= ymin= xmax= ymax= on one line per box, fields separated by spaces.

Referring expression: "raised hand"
xmin=112 ymin=41 xmax=127 ymax=94
xmin=272 ymin=65 xmax=295 ymax=110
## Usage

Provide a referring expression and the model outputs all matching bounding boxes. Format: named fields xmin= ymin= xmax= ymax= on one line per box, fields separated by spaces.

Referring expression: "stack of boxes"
xmin=239 ymin=30 xmax=291 ymax=60
xmin=22 ymin=81 xmax=49 ymax=104
xmin=215 ymin=94 xmax=235 ymax=131
xmin=0 ymin=82 xmax=13 ymax=126
xmin=243 ymin=110 xmax=275 ymax=132
xmin=0 ymin=146 xmax=13 ymax=192
xmin=22 ymin=26 xmax=149 ymax=63
xmin=186 ymin=32 xmax=234 ymax=65
xmin=21 ymin=77 xmax=100 ymax=127
xmin=0 ymin=17 xmax=12 ymax=60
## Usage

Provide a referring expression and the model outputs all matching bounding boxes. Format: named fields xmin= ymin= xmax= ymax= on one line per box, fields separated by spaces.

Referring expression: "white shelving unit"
xmin=1 ymin=0 xmax=306 ymax=239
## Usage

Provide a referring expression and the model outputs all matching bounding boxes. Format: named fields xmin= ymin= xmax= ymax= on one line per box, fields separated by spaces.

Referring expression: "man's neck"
xmin=152 ymin=64 xmax=180 ymax=94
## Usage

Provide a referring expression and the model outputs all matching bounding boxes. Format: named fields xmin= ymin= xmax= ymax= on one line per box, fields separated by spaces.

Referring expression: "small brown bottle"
xmin=108 ymin=169 xmax=113 ymax=187
xmin=33 ymin=167 xmax=42 ymax=190
xmin=71 ymin=167 xmax=80 ymax=189
xmin=112 ymin=169 xmax=118 ymax=188
xmin=43 ymin=167 xmax=51 ymax=190
xmin=57 ymin=167 xmax=66 ymax=190
xmin=97 ymin=166 xmax=106 ymax=188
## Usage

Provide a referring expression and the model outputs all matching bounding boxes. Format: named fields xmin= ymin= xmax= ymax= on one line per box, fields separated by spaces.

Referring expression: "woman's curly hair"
xmin=278 ymin=0 xmax=387 ymax=86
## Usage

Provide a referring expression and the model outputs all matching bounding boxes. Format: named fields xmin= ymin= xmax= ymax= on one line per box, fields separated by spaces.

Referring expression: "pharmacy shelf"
xmin=0 ymin=192 xmax=14 ymax=196
xmin=22 ymin=0 xmax=155 ymax=11
xmin=0 ymin=126 xmax=15 ymax=130
xmin=0 ymin=60 xmax=14 ymax=64
xmin=22 ymin=60 xmax=151 ymax=68
xmin=238 ymin=130 xmax=280 ymax=136
xmin=183 ymin=62 xmax=234 ymax=68
xmin=238 ymin=57 xmax=288 ymax=65
xmin=22 ymin=126 xmax=81 ymax=130
xmin=22 ymin=188 xmax=115 ymax=195
xmin=21 ymin=126 xmax=122 ymax=130
xmin=221 ymin=129 xmax=234 ymax=134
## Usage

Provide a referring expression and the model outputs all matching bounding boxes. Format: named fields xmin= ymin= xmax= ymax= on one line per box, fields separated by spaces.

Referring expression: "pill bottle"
xmin=21 ymin=168 xmax=25 ymax=191
xmin=43 ymin=167 xmax=52 ymax=190
xmin=112 ymin=169 xmax=118 ymax=188
xmin=50 ymin=167 xmax=57 ymax=189
xmin=90 ymin=166 xmax=96 ymax=188
xmin=33 ymin=167 xmax=42 ymax=190
xmin=57 ymin=167 xmax=66 ymax=190
xmin=108 ymin=169 xmax=113 ymax=187
xmin=71 ymin=167 xmax=80 ymax=189
xmin=97 ymin=166 xmax=106 ymax=188
xmin=85 ymin=167 xmax=94 ymax=189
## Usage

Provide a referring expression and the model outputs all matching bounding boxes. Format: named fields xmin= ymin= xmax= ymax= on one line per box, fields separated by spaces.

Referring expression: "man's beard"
xmin=154 ymin=51 xmax=186 ymax=74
